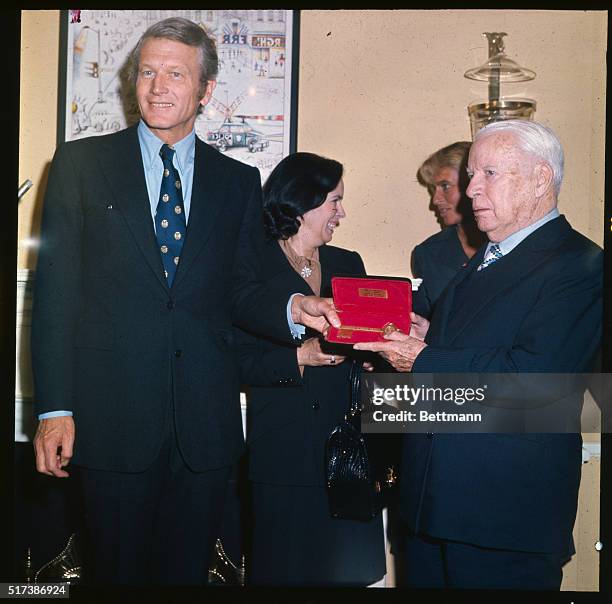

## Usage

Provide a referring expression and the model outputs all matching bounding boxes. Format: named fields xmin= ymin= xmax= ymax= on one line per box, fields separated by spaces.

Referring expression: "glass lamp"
xmin=465 ymin=33 xmax=537 ymax=138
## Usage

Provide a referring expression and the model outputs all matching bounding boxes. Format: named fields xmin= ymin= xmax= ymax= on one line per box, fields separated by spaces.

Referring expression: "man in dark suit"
xmin=31 ymin=17 xmax=337 ymax=585
xmin=356 ymin=120 xmax=602 ymax=589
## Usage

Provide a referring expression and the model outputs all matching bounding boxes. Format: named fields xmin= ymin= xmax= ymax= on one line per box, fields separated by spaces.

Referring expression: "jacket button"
xmin=167 ymin=301 xmax=174 ymax=309
xmin=426 ymin=432 xmax=433 ymax=439
xmin=174 ymin=349 xmax=182 ymax=358
xmin=312 ymin=402 xmax=320 ymax=410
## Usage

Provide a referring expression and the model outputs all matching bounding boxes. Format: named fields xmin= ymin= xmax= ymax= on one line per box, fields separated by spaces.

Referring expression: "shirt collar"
xmin=137 ymin=120 xmax=195 ymax=172
xmin=488 ymin=207 xmax=560 ymax=257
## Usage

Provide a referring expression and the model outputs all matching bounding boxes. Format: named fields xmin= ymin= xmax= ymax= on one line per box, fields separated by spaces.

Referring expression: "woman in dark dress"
xmin=412 ymin=141 xmax=487 ymax=319
xmin=236 ymin=152 xmax=386 ymax=586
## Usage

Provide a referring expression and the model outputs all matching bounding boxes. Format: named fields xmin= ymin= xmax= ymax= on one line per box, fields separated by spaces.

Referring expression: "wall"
xmin=18 ymin=9 xmax=606 ymax=590
xmin=19 ymin=11 xmax=60 ymax=270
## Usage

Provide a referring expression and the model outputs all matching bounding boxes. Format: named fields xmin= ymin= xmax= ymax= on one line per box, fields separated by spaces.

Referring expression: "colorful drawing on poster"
xmin=63 ymin=9 xmax=295 ymax=182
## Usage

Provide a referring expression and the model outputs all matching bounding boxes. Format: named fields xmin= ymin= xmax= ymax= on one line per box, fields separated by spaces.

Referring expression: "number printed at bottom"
xmin=1 ymin=584 xmax=69 ymax=598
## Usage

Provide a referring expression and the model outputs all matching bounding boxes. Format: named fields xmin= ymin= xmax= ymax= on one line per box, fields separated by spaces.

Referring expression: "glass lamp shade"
xmin=464 ymin=52 xmax=536 ymax=83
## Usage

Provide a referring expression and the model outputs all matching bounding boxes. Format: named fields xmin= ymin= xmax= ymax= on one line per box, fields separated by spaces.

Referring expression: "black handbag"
xmin=325 ymin=361 xmax=397 ymax=521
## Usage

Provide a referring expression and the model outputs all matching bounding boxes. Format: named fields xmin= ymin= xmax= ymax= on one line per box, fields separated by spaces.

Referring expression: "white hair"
xmin=474 ymin=120 xmax=564 ymax=196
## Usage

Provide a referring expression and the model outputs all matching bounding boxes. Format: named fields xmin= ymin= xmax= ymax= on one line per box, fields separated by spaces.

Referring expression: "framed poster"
xmin=58 ymin=9 xmax=299 ymax=182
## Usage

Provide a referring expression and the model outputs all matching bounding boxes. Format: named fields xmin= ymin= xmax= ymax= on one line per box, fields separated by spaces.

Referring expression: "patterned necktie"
xmin=156 ymin=144 xmax=186 ymax=286
xmin=477 ymin=243 xmax=503 ymax=271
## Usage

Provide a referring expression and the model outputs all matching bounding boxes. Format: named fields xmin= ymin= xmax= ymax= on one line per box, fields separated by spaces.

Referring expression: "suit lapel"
xmin=319 ymin=245 xmax=333 ymax=296
xmin=439 ymin=226 xmax=469 ymax=271
xmin=263 ymin=239 xmax=315 ymax=295
xmin=172 ymin=139 xmax=228 ymax=288
xmin=445 ymin=216 xmax=571 ymax=344
xmin=318 ymin=245 xmax=356 ymax=296
xmin=97 ymin=125 xmax=168 ymax=290
xmin=426 ymin=245 xmax=483 ymax=346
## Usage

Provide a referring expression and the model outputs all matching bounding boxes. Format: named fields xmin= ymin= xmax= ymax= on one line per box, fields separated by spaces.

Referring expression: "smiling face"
xmin=429 ymin=166 xmax=463 ymax=226
xmin=136 ymin=37 xmax=215 ymax=145
xmin=466 ymin=132 xmax=546 ymax=242
xmin=297 ymin=179 xmax=346 ymax=249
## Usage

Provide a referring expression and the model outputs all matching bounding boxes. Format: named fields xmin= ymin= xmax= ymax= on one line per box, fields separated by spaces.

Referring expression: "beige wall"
xmin=19 ymin=10 xmax=60 ymax=270
xmin=18 ymin=9 xmax=606 ymax=590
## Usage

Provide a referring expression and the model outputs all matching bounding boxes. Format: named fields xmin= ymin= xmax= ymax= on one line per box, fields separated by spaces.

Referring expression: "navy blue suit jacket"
xmin=400 ymin=215 xmax=602 ymax=555
xmin=31 ymin=125 xmax=293 ymax=473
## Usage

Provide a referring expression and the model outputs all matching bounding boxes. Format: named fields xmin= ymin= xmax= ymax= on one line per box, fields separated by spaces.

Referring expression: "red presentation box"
xmin=326 ymin=276 xmax=412 ymax=344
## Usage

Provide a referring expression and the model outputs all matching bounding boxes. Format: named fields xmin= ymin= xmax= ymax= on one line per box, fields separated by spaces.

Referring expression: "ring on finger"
xmin=330 ymin=355 xmax=336 ymax=364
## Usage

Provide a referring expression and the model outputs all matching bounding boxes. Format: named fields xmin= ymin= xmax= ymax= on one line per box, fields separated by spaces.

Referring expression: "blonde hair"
xmin=417 ymin=141 xmax=471 ymax=188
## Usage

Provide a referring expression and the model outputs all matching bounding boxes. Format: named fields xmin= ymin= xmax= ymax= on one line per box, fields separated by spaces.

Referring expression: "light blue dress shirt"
xmin=137 ymin=120 xmax=195 ymax=225
xmin=482 ymin=207 xmax=560 ymax=259
xmin=287 ymin=293 xmax=307 ymax=339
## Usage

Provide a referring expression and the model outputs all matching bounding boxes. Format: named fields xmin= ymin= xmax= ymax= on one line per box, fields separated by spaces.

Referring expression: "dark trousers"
xmin=403 ymin=532 xmax=564 ymax=590
xmin=75 ymin=430 xmax=231 ymax=585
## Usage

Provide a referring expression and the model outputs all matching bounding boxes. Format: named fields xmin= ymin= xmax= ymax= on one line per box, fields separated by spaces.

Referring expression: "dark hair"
xmin=263 ymin=152 xmax=343 ymax=240
xmin=129 ymin=17 xmax=218 ymax=94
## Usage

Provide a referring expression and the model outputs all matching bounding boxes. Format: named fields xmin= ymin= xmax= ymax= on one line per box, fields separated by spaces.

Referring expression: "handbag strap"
xmin=348 ymin=361 xmax=362 ymax=416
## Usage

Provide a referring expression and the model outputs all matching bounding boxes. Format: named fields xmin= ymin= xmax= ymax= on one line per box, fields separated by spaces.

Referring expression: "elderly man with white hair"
xmin=356 ymin=120 xmax=602 ymax=589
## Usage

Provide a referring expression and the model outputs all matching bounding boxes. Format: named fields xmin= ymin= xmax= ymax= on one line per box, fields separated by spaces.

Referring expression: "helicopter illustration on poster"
xmin=206 ymin=91 xmax=274 ymax=153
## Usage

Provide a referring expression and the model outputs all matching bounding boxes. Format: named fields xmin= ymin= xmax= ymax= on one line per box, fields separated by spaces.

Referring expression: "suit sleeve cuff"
xmin=412 ymin=346 xmax=476 ymax=373
xmin=265 ymin=348 xmax=304 ymax=386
